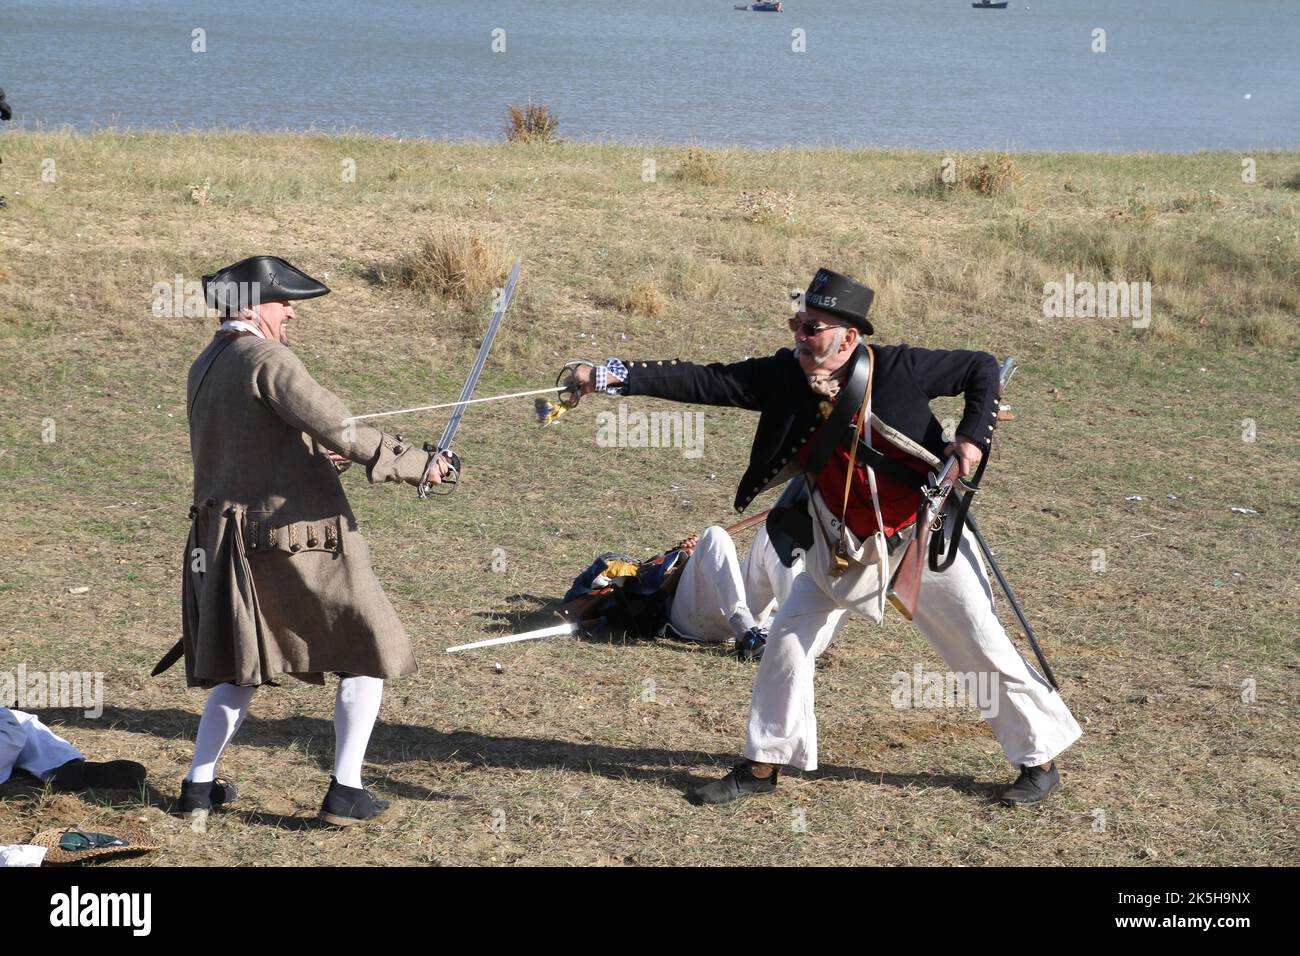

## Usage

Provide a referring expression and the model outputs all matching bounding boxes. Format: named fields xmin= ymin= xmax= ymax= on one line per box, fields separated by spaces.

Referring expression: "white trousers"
xmin=669 ymin=524 xmax=802 ymax=643
xmin=745 ymin=522 xmax=1082 ymax=771
xmin=0 ymin=707 xmax=84 ymax=784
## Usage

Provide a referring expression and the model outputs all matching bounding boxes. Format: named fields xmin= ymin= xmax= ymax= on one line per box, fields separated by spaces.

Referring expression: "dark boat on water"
xmin=736 ymin=2 xmax=783 ymax=11
xmin=972 ymin=1 xmax=1009 ymax=8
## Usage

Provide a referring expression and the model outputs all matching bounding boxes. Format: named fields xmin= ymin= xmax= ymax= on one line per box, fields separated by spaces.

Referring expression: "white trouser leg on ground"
xmin=745 ymin=571 xmax=850 ymax=771
xmin=669 ymin=525 xmax=754 ymax=642
xmin=0 ymin=708 xmax=23 ymax=785
xmin=333 ymin=675 xmax=383 ymax=789
xmin=909 ymin=529 xmax=1082 ymax=767
xmin=741 ymin=524 xmax=802 ymax=628
xmin=6 ymin=709 xmax=85 ymax=781
xmin=0 ymin=708 xmax=77 ymax=784
xmin=187 ymin=682 xmax=256 ymax=784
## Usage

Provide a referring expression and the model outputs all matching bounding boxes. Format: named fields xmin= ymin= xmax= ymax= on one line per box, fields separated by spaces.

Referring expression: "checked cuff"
xmin=595 ymin=358 xmax=629 ymax=395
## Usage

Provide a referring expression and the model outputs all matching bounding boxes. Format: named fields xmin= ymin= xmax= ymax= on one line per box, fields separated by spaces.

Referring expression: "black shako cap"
xmin=202 ymin=255 xmax=330 ymax=317
xmin=797 ymin=267 xmax=875 ymax=335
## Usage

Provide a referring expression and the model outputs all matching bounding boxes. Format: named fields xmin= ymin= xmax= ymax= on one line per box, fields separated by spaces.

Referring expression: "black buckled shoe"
xmin=688 ymin=762 xmax=780 ymax=805
xmin=320 ymin=777 xmax=391 ymax=827
xmin=175 ymin=777 xmax=238 ymax=815
xmin=737 ymin=627 xmax=768 ymax=662
xmin=999 ymin=763 xmax=1060 ymax=806
xmin=48 ymin=759 xmax=147 ymax=792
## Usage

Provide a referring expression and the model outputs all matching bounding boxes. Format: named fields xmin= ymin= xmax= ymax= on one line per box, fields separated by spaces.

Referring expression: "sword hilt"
xmin=418 ymin=443 xmax=461 ymax=498
xmin=536 ymin=361 xmax=595 ymax=428
xmin=558 ymin=360 xmax=594 ymax=409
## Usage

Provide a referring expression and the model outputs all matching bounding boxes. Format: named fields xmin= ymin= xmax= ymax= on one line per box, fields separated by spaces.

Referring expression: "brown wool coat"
xmin=181 ymin=331 xmax=430 ymax=688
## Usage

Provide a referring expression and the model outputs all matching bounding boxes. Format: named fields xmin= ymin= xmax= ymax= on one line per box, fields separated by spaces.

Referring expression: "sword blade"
xmin=966 ymin=514 xmax=1060 ymax=691
xmin=418 ymin=260 xmax=522 ymax=497
xmin=345 ymin=384 xmax=561 ymax=424
xmin=446 ymin=620 xmax=575 ymax=653
xmin=437 ymin=260 xmax=521 ymax=453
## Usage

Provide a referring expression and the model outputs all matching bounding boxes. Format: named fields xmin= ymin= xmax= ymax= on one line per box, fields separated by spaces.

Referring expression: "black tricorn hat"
xmin=201 ymin=255 xmax=330 ymax=317
xmin=795 ymin=267 xmax=875 ymax=336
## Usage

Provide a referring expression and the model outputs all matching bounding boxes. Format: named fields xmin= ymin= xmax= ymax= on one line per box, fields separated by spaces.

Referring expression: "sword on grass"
xmin=446 ymin=509 xmax=774 ymax=654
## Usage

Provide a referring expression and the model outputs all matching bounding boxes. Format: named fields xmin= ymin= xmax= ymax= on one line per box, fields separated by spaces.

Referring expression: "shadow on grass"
xmin=0 ymin=772 xmax=177 ymax=835
xmin=30 ymin=707 xmax=1004 ymax=810
xmin=470 ymin=593 xmax=561 ymax=634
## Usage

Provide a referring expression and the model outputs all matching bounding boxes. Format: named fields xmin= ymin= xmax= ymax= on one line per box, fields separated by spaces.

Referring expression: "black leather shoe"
xmin=999 ymin=763 xmax=1060 ymax=806
xmin=688 ymin=762 xmax=780 ymax=805
xmin=175 ymin=777 xmax=238 ymax=815
xmin=737 ymin=627 xmax=768 ymax=662
xmin=320 ymin=777 xmax=391 ymax=826
xmin=48 ymin=759 xmax=146 ymax=792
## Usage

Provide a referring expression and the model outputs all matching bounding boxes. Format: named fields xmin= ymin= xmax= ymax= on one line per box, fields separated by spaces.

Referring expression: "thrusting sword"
xmin=345 ymin=362 xmax=589 ymax=427
xmin=415 ymin=260 xmax=521 ymax=498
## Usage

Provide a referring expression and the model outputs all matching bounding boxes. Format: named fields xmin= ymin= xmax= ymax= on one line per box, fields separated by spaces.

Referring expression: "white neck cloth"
xmin=219 ymin=319 xmax=265 ymax=339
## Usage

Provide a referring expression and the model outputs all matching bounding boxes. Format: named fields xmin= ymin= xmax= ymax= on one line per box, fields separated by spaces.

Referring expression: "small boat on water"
xmin=972 ymin=1 xmax=1009 ymax=8
xmin=735 ymin=2 xmax=783 ymax=11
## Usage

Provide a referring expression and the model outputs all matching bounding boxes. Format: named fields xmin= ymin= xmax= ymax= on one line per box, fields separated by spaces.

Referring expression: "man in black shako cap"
xmin=569 ymin=268 xmax=1081 ymax=807
xmin=165 ymin=255 xmax=450 ymax=826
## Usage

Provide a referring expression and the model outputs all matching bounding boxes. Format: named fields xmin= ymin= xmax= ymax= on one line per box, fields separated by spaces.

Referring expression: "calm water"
xmin=2 ymin=0 xmax=1297 ymax=151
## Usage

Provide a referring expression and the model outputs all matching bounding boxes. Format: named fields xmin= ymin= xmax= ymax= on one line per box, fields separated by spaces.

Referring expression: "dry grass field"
xmin=0 ymin=131 xmax=1297 ymax=866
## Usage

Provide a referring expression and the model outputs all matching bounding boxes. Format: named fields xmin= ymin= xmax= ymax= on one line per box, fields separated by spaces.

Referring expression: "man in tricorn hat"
xmin=165 ymin=255 xmax=450 ymax=826
xmin=569 ymin=268 xmax=1081 ymax=806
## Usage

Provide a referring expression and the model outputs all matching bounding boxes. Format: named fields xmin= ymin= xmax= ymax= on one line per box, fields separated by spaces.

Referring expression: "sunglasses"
xmin=787 ymin=315 xmax=843 ymax=337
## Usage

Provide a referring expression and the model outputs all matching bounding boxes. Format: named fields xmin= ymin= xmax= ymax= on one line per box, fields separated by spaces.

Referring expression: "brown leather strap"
xmin=830 ymin=347 xmax=874 ymax=575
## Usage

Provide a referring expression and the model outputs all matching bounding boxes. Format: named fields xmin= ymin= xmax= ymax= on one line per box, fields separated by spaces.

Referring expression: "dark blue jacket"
xmin=623 ymin=344 xmax=1000 ymax=512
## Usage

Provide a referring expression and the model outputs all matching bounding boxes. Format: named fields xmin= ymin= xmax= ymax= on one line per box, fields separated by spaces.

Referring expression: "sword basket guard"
xmin=418 ymin=444 xmax=462 ymax=498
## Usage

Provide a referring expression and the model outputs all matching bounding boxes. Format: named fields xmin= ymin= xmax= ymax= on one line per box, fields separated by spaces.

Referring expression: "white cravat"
xmin=219 ymin=319 xmax=265 ymax=339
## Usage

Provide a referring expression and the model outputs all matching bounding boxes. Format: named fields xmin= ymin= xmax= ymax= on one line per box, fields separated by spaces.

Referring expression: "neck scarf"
xmin=219 ymin=319 xmax=265 ymax=339
xmin=806 ymin=360 xmax=851 ymax=400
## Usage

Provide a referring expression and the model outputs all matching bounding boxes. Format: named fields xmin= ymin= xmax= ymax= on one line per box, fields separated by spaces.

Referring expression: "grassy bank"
xmin=0 ymin=132 xmax=1297 ymax=866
